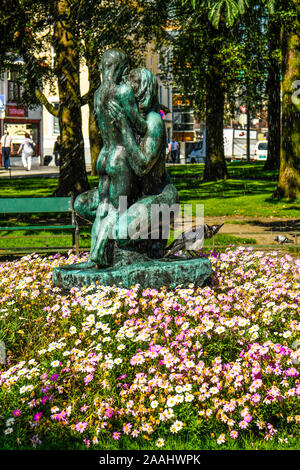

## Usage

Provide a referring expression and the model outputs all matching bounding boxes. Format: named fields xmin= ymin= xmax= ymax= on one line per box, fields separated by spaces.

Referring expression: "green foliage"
xmin=0 ymin=1 xmax=168 ymax=108
xmin=207 ymin=0 xmax=248 ymax=27
xmin=183 ymin=0 xmax=249 ymax=27
xmin=170 ymin=0 xmax=269 ymax=121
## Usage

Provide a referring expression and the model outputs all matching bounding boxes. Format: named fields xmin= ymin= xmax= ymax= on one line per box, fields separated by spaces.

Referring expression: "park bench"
xmin=0 ymin=197 xmax=79 ymax=255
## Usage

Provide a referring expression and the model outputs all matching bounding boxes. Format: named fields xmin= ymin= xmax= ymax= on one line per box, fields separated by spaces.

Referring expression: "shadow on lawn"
xmin=175 ymin=179 xmax=278 ymax=203
xmin=168 ymin=162 xmax=279 ymax=181
xmin=249 ymin=218 xmax=300 ymax=233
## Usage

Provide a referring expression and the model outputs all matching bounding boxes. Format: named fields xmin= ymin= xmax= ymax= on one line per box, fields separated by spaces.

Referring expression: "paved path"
xmin=0 ymin=165 xmax=92 ymax=179
xmin=172 ymin=212 xmax=299 ymax=249
xmin=203 ymin=215 xmax=299 ymax=249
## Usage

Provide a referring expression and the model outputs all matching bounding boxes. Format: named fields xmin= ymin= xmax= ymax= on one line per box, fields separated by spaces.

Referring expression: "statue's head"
xmin=128 ymin=68 xmax=159 ymax=112
xmin=100 ymin=49 xmax=128 ymax=83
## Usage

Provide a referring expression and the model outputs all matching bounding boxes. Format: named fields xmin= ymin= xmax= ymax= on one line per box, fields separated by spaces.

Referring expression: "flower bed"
xmin=0 ymin=248 xmax=299 ymax=449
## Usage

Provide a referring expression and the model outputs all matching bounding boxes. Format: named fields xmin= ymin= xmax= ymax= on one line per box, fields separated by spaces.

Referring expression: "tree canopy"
xmin=0 ymin=0 xmax=168 ymax=194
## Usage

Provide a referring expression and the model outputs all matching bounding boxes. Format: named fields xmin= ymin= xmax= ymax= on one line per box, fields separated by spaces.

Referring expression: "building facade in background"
xmin=0 ymin=70 xmax=42 ymax=166
xmin=152 ymin=49 xmax=173 ymax=145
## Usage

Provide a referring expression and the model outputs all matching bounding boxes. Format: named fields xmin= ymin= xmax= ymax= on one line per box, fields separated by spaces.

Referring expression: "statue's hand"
xmin=108 ymin=101 xmax=127 ymax=128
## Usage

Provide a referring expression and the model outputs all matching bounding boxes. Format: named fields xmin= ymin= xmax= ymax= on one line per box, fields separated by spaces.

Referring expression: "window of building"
xmin=158 ymin=50 xmax=163 ymax=72
xmin=173 ymin=89 xmax=194 ymax=131
xmin=7 ymin=71 xmax=23 ymax=103
xmin=52 ymin=103 xmax=60 ymax=135
xmin=159 ymin=85 xmax=163 ymax=105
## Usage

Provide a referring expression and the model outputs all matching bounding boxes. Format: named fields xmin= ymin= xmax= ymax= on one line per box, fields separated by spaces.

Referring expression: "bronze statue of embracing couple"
xmin=72 ymin=49 xmax=178 ymax=270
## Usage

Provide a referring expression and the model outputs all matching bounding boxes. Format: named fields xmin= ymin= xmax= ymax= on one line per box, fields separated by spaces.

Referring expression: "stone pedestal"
xmin=52 ymin=257 xmax=212 ymax=291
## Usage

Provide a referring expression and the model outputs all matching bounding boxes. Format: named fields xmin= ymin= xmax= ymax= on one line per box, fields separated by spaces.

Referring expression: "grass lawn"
xmin=1 ymin=430 xmax=298 ymax=451
xmin=167 ymin=161 xmax=279 ymax=181
xmin=168 ymin=162 xmax=299 ymax=218
xmin=0 ymin=162 xmax=298 ymax=218
xmin=0 ymin=165 xmax=299 ymax=450
xmin=0 ymin=162 xmax=299 ymax=255
xmin=0 ymin=175 xmax=98 ymax=198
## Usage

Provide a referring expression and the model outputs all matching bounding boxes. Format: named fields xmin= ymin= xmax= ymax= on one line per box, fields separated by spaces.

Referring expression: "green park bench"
xmin=0 ymin=197 xmax=79 ymax=255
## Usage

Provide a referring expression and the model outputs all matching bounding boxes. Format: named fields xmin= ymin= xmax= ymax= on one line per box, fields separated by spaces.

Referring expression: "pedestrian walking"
xmin=170 ymin=138 xmax=179 ymax=163
xmin=53 ymin=136 xmax=62 ymax=166
xmin=17 ymin=133 xmax=36 ymax=171
xmin=0 ymin=130 xmax=13 ymax=169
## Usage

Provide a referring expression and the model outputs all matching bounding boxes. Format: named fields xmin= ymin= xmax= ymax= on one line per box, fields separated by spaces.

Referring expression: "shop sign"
xmin=7 ymin=105 xmax=26 ymax=117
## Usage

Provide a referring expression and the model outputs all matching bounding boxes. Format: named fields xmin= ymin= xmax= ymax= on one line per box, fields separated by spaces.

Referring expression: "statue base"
xmin=52 ymin=256 xmax=212 ymax=291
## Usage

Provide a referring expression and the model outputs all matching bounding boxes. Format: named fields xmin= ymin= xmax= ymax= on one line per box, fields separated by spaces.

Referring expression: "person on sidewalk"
xmin=0 ymin=130 xmax=13 ymax=169
xmin=17 ymin=133 xmax=36 ymax=171
xmin=170 ymin=138 xmax=179 ymax=163
xmin=53 ymin=135 xmax=62 ymax=166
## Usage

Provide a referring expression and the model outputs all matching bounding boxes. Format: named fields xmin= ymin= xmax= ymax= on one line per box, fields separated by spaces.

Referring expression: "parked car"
xmin=186 ymin=141 xmax=205 ymax=164
xmin=253 ymin=140 xmax=268 ymax=161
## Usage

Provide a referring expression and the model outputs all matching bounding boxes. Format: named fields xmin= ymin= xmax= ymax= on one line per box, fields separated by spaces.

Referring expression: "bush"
xmin=0 ymin=248 xmax=299 ymax=450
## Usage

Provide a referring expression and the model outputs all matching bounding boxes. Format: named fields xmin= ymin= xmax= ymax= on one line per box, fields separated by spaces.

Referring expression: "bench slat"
xmin=0 ymin=225 xmax=76 ymax=231
xmin=0 ymin=197 xmax=73 ymax=214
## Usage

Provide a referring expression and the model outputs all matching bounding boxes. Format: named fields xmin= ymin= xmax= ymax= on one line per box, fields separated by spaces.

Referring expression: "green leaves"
xmin=264 ymin=0 xmax=275 ymax=15
xmin=208 ymin=0 xmax=250 ymax=27
xmin=184 ymin=0 xmax=250 ymax=27
xmin=208 ymin=1 xmax=226 ymax=27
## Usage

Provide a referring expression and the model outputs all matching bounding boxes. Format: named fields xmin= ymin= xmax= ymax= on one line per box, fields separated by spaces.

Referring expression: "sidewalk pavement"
xmin=0 ymin=163 xmax=176 ymax=179
xmin=0 ymin=165 xmax=92 ymax=179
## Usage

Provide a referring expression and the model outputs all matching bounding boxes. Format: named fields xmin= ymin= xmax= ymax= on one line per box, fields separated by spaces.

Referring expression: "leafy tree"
xmin=0 ymin=0 xmax=168 ymax=193
xmin=263 ymin=2 xmax=281 ymax=170
xmin=1 ymin=0 xmax=89 ymax=196
xmin=227 ymin=1 xmax=268 ymax=163
xmin=189 ymin=0 xmax=300 ymax=198
xmin=79 ymin=0 xmax=167 ymax=175
xmin=168 ymin=0 xmax=266 ymax=180
xmin=273 ymin=0 xmax=300 ymax=199
xmin=167 ymin=5 xmax=232 ymax=181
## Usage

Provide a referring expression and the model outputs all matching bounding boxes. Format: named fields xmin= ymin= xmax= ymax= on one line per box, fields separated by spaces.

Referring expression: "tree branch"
xmin=35 ymin=87 xmax=59 ymax=116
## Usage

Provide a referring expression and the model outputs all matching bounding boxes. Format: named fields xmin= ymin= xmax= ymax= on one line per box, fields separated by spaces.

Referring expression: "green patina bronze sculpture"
xmin=52 ymin=49 xmax=212 ymax=290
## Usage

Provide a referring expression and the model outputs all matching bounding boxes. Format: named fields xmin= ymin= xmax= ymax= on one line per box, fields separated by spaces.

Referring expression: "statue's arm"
xmin=125 ymin=115 xmax=163 ymax=176
xmin=120 ymin=86 xmax=147 ymax=136
xmin=108 ymin=100 xmax=163 ymax=176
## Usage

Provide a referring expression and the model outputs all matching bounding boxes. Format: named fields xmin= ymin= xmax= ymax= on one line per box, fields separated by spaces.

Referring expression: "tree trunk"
xmin=264 ymin=15 xmax=281 ymax=171
xmin=264 ymin=61 xmax=281 ymax=170
xmin=274 ymin=8 xmax=300 ymax=199
xmin=203 ymin=26 xmax=228 ymax=181
xmin=85 ymin=46 xmax=102 ymax=176
xmin=53 ymin=0 xmax=89 ymax=196
xmin=203 ymin=71 xmax=228 ymax=181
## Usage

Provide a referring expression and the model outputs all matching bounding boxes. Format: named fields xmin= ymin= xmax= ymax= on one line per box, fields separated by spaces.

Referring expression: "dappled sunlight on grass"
xmin=167 ymin=162 xmax=299 ymax=218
